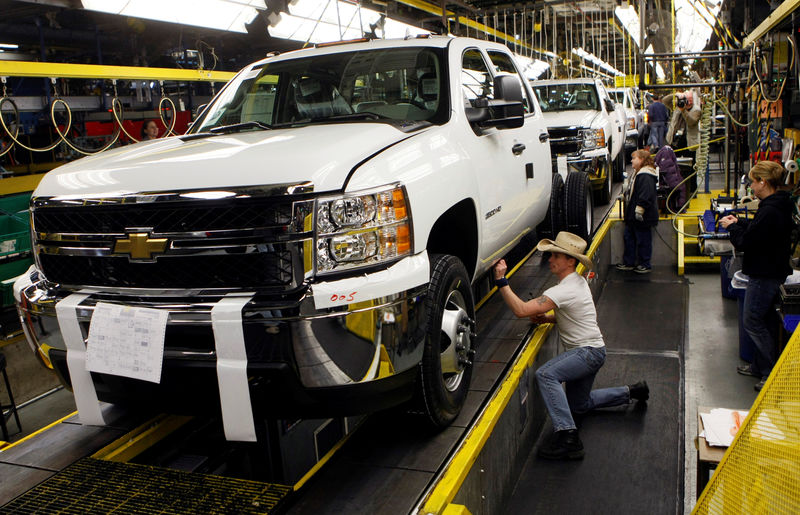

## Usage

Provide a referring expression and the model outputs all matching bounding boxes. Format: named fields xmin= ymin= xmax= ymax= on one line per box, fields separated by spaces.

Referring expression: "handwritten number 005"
xmin=330 ymin=292 xmax=357 ymax=302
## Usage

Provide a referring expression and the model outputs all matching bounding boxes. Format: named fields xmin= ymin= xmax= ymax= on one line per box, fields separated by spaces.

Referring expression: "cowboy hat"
xmin=537 ymin=231 xmax=593 ymax=270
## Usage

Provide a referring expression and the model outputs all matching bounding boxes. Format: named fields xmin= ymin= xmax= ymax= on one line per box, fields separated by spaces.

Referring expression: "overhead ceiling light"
xmin=674 ymin=0 xmax=724 ymax=53
xmin=81 ymin=0 xmax=264 ymax=33
xmin=572 ymin=47 xmax=624 ymax=76
xmin=514 ymin=53 xmax=551 ymax=80
xmin=268 ymin=0 xmax=428 ymax=44
xmin=0 ymin=43 xmax=19 ymax=49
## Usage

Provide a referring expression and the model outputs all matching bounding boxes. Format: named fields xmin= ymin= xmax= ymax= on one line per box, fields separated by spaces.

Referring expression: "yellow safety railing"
xmin=694 ymin=326 xmax=800 ymax=514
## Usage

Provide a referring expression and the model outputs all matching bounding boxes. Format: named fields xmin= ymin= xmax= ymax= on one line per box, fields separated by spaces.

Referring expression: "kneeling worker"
xmin=493 ymin=232 xmax=649 ymax=460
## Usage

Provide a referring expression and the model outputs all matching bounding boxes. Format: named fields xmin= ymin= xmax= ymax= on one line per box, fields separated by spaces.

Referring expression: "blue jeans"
xmin=743 ymin=277 xmax=782 ymax=378
xmin=623 ymin=224 xmax=653 ymax=268
xmin=648 ymin=122 xmax=667 ymax=150
xmin=535 ymin=346 xmax=630 ymax=432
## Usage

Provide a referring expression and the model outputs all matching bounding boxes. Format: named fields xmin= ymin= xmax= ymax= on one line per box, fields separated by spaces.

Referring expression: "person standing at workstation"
xmin=493 ymin=232 xmax=649 ymax=460
xmin=647 ymin=94 xmax=669 ymax=151
xmin=617 ymin=149 xmax=659 ymax=274
xmin=719 ymin=160 xmax=794 ymax=391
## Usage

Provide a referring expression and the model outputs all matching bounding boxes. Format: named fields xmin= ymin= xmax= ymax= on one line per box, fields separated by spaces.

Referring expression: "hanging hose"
xmin=158 ymin=95 xmax=178 ymax=136
xmin=693 ymin=93 xmax=714 ymax=192
xmin=50 ymin=98 xmax=120 ymax=156
xmin=0 ymin=96 xmax=20 ymax=158
xmin=0 ymin=96 xmax=68 ymax=153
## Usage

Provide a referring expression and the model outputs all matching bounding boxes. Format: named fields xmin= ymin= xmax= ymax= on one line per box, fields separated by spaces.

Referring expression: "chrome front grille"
xmin=547 ymin=126 xmax=583 ymax=156
xmin=31 ymin=188 xmax=314 ymax=291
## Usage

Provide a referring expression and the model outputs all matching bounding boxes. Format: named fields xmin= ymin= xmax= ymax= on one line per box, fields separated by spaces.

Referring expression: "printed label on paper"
xmin=86 ymin=302 xmax=168 ymax=384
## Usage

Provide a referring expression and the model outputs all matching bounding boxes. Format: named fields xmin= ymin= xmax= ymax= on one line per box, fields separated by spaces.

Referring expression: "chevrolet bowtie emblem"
xmin=113 ymin=233 xmax=168 ymax=260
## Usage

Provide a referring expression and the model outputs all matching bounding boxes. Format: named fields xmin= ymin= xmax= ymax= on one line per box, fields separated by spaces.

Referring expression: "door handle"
xmin=539 ymin=132 xmax=549 ymax=142
xmin=512 ymin=143 xmax=526 ymax=155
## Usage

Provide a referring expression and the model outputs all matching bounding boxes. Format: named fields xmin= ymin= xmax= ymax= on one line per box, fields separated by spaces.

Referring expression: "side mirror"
xmin=604 ymin=98 xmax=615 ymax=112
xmin=465 ymin=75 xmax=525 ymax=129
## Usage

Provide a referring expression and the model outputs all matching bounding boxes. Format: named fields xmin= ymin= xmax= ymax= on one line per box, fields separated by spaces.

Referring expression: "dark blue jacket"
xmin=727 ymin=190 xmax=794 ymax=280
xmin=648 ymin=101 xmax=669 ymax=123
xmin=624 ymin=166 xmax=659 ymax=228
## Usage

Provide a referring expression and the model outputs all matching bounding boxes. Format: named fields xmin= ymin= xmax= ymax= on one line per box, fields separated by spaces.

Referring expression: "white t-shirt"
xmin=542 ymin=272 xmax=605 ymax=350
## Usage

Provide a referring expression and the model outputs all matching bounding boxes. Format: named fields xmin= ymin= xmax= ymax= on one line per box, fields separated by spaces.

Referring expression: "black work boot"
xmin=628 ymin=381 xmax=649 ymax=401
xmin=538 ymin=429 xmax=585 ymax=460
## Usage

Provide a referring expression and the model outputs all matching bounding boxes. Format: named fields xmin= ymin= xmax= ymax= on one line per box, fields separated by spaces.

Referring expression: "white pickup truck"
xmin=15 ymin=36 xmax=590 ymax=438
xmin=531 ymin=78 xmax=627 ymax=206
xmin=608 ymin=87 xmax=645 ymax=153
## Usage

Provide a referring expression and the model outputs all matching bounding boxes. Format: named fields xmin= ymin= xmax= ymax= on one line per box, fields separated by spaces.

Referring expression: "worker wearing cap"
xmin=493 ymin=232 xmax=649 ymax=460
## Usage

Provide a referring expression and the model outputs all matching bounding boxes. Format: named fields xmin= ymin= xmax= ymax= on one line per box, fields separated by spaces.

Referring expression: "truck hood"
xmin=34 ymin=124 xmax=417 ymax=198
xmin=541 ymin=110 xmax=603 ymax=129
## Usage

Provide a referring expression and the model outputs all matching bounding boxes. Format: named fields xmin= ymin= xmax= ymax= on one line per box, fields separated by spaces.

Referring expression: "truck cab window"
xmin=486 ymin=51 xmax=532 ymax=113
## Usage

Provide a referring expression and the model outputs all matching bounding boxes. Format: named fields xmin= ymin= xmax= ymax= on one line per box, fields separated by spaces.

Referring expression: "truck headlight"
xmin=627 ymin=117 xmax=636 ymax=130
xmin=315 ymin=184 xmax=412 ymax=274
xmin=581 ymin=128 xmax=604 ymax=149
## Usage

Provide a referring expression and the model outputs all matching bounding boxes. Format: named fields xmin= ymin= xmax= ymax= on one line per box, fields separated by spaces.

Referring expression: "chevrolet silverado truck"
xmin=15 ymin=37 xmax=591 ymax=438
xmin=531 ymin=78 xmax=626 ymax=208
xmin=609 ymin=87 xmax=645 ymax=153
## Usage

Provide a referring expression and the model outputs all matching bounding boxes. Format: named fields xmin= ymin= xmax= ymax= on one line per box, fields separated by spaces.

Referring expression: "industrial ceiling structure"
xmin=0 ymin=0 xmax=776 ymax=83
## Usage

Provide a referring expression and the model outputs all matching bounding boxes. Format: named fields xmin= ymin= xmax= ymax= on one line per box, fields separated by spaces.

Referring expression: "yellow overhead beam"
xmin=395 ymin=0 xmax=532 ymax=51
xmin=743 ymin=0 xmax=800 ymax=46
xmin=0 ymin=61 xmax=236 ymax=82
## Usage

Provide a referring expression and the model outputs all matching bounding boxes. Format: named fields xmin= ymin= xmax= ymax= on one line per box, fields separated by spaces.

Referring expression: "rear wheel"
xmin=417 ymin=254 xmax=476 ymax=428
xmin=564 ymin=171 xmax=594 ymax=241
xmin=536 ymin=173 xmax=566 ymax=240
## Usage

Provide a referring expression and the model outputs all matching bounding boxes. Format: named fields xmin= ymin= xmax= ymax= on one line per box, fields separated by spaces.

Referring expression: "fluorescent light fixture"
xmin=514 ymin=53 xmax=551 ymax=80
xmin=81 ymin=0 xmax=264 ymax=33
xmin=614 ymin=5 xmax=642 ymax=48
xmin=572 ymin=47 xmax=624 ymax=76
xmin=674 ymin=0 xmax=724 ymax=53
xmin=269 ymin=0 xmax=428 ymax=44
xmin=0 ymin=43 xmax=19 ymax=49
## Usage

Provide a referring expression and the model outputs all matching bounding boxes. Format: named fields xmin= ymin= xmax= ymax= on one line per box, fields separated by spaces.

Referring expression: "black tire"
xmin=536 ymin=173 xmax=566 ymax=240
xmin=564 ymin=171 xmax=594 ymax=241
xmin=417 ymin=254 xmax=476 ymax=428
xmin=594 ymin=159 xmax=612 ymax=205
xmin=613 ymin=148 xmax=625 ymax=182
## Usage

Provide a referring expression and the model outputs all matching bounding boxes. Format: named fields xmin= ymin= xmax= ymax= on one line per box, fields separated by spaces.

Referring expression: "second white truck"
xmin=531 ymin=78 xmax=627 ymax=207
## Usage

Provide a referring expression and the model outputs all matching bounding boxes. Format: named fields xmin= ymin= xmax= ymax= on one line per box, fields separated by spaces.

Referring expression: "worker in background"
xmin=493 ymin=232 xmax=649 ymax=460
xmin=663 ymin=89 xmax=701 ymax=161
xmin=719 ymin=161 xmax=794 ymax=391
xmin=646 ymin=94 xmax=669 ymax=151
xmin=140 ymin=119 xmax=159 ymax=141
xmin=617 ymin=149 xmax=659 ymax=274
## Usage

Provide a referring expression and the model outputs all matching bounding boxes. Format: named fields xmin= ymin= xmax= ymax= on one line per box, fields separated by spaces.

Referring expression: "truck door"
xmin=458 ymin=47 xmax=545 ymax=272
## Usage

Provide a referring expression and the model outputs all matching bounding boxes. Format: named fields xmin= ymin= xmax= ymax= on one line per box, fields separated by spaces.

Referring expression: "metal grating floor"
xmin=2 ymin=458 xmax=293 ymax=514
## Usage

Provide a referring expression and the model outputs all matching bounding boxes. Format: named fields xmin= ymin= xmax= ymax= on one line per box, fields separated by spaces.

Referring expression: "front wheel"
xmin=417 ymin=254 xmax=476 ymax=428
xmin=564 ymin=171 xmax=594 ymax=242
xmin=594 ymin=159 xmax=612 ymax=206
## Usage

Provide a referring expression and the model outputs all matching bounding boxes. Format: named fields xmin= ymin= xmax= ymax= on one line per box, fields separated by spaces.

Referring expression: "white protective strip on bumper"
xmin=55 ymin=293 xmax=106 ymax=426
xmin=312 ymin=252 xmax=430 ymax=310
xmin=211 ymin=293 xmax=257 ymax=442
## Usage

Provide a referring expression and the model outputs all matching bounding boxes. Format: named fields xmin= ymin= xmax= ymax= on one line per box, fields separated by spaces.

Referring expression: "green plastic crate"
xmin=0 ymin=192 xmax=32 ymax=215
xmin=0 ymin=192 xmax=32 ymax=259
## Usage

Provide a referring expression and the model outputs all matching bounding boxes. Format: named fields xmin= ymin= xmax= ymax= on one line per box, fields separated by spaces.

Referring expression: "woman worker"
xmin=720 ymin=160 xmax=794 ymax=391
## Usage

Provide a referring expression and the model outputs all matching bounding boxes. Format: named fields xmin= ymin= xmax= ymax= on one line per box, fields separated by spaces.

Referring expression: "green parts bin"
xmin=0 ymin=192 xmax=32 ymax=259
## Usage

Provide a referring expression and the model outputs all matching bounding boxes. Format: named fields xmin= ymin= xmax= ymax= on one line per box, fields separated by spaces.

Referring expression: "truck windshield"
xmin=531 ymin=83 xmax=600 ymax=112
xmin=192 ymin=47 xmax=447 ymax=132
